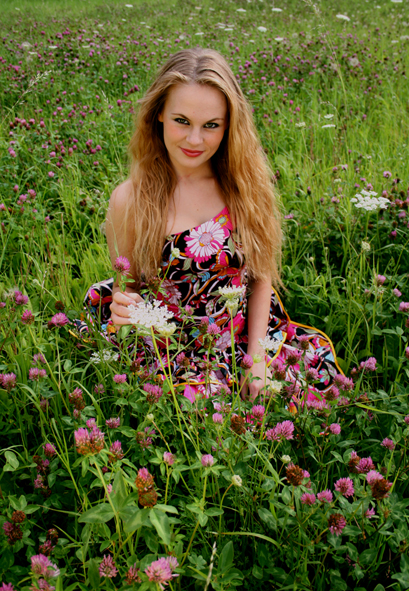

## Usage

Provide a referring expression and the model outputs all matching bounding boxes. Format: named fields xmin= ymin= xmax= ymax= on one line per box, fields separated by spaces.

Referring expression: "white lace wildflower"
xmin=322 ymin=124 xmax=336 ymax=128
xmin=295 ymin=121 xmax=306 ymax=128
xmin=268 ymin=380 xmax=283 ymax=394
xmin=324 ymin=114 xmax=334 ymax=119
xmin=146 ymin=413 xmax=154 ymax=421
xmin=218 ymin=286 xmax=246 ymax=300
xmin=171 ymin=247 xmax=180 ymax=259
xmin=361 ymin=241 xmax=371 ymax=252
xmin=351 ymin=190 xmax=390 ymax=212
xmin=272 ymin=7 xmax=283 ymax=11
xmin=90 ymin=350 xmax=118 ymax=364
xmin=157 ymin=322 xmax=177 ymax=337
xmin=258 ymin=26 xmax=267 ymax=32
xmin=281 ymin=455 xmax=292 ymax=463
xmin=258 ymin=336 xmax=281 ymax=351
xmin=336 ymin=14 xmax=350 ymax=21
xmin=232 ymin=474 xmax=243 ymax=487
xmin=128 ymin=300 xmax=174 ymax=330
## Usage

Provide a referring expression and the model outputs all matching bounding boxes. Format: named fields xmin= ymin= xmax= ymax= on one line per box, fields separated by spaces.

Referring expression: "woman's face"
xmin=158 ymin=83 xmax=228 ymax=178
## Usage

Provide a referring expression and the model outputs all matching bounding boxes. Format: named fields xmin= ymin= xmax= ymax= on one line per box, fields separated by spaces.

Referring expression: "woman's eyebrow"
xmin=171 ymin=112 xmax=225 ymax=122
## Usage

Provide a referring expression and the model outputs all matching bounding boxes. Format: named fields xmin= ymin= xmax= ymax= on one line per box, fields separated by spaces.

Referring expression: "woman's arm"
xmin=106 ymin=180 xmax=144 ymax=325
xmin=242 ymin=277 xmax=272 ymax=399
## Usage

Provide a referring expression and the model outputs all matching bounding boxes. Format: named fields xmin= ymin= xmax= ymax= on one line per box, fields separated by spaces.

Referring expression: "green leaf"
xmin=155 ymin=504 xmax=179 ymax=514
xmin=252 ymin=565 xmax=263 ymax=580
xmin=4 ymin=450 xmax=19 ymax=471
xmin=111 ymin=471 xmax=127 ymax=511
xmin=123 ymin=507 xmax=150 ymax=534
xmin=79 ymin=504 xmax=115 ymax=524
xmin=373 ymin=585 xmax=385 ymax=591
xmin=359 ymin=548 xmax=377 ymax=566
xmin=25 ymin=505 xmax=41 ymax=515
xmin=258 ymin=507 xmax=276 ymax=530
xmin=205 ymin=507 xmax=224 ymax=516
xmin=87 ymin=558 xmax=100 ymax=588
xmin=150 ymin=508 xmax=171 ymax=545
xmin=118 ymin=325 xmax=133 ymax=339
xmin=219 ymin=541 xmax=234 ymax=573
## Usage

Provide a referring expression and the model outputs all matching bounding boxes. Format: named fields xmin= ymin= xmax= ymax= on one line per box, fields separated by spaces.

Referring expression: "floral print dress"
xmin=75 ymin=207 xmax=343 ymax=400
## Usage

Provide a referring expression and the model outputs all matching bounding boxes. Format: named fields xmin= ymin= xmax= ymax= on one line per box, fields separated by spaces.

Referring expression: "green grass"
xmin=1 ymin=1 xmax=409 ymax=589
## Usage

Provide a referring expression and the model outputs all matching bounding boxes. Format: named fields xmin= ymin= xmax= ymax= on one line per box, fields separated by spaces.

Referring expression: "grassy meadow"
xmin=0 ymin=0 xmax=409 ymax=589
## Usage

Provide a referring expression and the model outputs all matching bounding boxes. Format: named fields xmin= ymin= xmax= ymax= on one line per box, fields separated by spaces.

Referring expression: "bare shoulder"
xmin=109 ymin=179 xmax=133 ymax=216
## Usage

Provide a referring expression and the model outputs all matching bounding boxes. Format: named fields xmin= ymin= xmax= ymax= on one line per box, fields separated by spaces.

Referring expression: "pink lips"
xmin=180 ymin=147 xmax=204 ymax=157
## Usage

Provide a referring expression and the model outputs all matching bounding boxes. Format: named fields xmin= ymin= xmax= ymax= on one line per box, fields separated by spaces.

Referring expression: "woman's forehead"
xmin=164 ymin=83 xmax=227 ymax=118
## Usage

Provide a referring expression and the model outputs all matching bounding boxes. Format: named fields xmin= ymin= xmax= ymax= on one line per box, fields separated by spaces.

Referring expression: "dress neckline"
xmin=168 ymin=205 xmax=229 ymax=237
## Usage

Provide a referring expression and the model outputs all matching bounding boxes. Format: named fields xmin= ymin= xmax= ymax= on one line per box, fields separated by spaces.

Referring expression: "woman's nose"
xmin=186 ymin=127 xmax=203 ymax=146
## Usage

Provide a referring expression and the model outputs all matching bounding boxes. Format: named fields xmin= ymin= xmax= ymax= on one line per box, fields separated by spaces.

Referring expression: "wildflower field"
xmin=1 ymin=0 xmax=409 ymax=589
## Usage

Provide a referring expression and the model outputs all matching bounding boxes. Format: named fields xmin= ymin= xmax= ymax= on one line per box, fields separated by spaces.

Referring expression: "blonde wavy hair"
xmin=126 ymin=47 xmax=282 ymax=286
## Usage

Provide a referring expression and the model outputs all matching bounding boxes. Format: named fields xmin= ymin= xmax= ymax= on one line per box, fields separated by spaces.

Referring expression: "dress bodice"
xmin=140 ymin=207 xmax=248 ymax=348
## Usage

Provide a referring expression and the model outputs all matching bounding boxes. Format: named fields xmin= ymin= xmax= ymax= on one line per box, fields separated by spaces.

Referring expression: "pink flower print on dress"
xmin=185 ymin=219 xmax=227 ymax=263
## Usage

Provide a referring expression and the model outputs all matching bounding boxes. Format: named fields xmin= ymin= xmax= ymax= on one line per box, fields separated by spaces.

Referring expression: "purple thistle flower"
xmin=163 ymin=451 xmax=175 ymax=466
xmin=30 ymin=554 xmax=55 ymax=577
xmin=145 ymin=557 xmax=175 ymax=585
xmin=14 ymin=290 xmax=29 ymax=305
xmin=125 ymin=565 xmax=141 ymax=584
xmin=201 ymin=454 xmax=214 ymax=468
xmin=33 ymin=353 xmax=46 ymax=365
xmin=359 ymin=357 xmax=377 ymax=372
xmin=265 ymin=420 xmax=294 ymax=441
xmin=300 ymin=492 xmax=316 ymax=506
xmin=366 ymin=470 xmax=383 ymax=485
xmin=21 ymin=309 xmax=34 ymax=324
xmin=328 ymin=513 xmax=346 ymax=536
xmin=329 ymin=423 xmax=341 ymax=435
xmin=43 ymin=444 xmax=57 ymax=458
xmin=393 ymin=288 xmax=402 ymax=297
xmin=106 ymin=417 xmax=120 ymax=428
xmin=113 ymin=373 xmax=127 ymax=384
xmin=2 ymin=373 xmax=17 ymax=391
xmin=365 ymin=507 xmax=376 ymax=519
xmin=109 ymin=441 xmax=124 ymax=462
xmin=305 ymin=367 xmax=319 ymax=382
xmin=29 ymin=367 xmax=47 ymax=381
xmin=50 ymin=313 xmax=69 ymax=327
xmin=334 ymin=373 xmax=353 ymax=391
xmin=0 ymin=583 xmax=15 ymax=591
xmin=166 ymin=556 xmax=179 ymax=572
xmin=405 ymin=415 xmax=409 ymax=425
xmin=99 ymin=555 xmax=118 ymax=578
xmin=251 ymin=405 xmax=265 ymax=420
xmin=240 ymin=354 xmax=254 ymax=369
xmin=114 ymin=256 xmax=131 ymax=274
xmin=356 ymin=457 xmax=375 ymax=473
xmin=94 ymin=383 xmax=105 ymax=394
xmin=399 ymin=302 xmax=409 ymax=312
xmin=317 ymin=489 xmax=333 ymax=503
xmin=334 ymin=477 xmax=354 ymax=498
xmin=376 ymin=274 xmax=386 ymax=286
xmin=383 ymin=171 xmax=392 ymax=178
xmin=405 ymin=347 xmax=409 ymax=360
xmin=207 ymin=323 xmax=221 ymax=336
xmin=381 ymin=438 xmax=395 ymax=450
xmin=212 ymin=413 xmax=223 ymax=424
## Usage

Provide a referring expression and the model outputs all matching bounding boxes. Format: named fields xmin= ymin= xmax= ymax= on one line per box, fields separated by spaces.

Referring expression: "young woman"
xmin=76 ymin=47 xmax=342 ymax=402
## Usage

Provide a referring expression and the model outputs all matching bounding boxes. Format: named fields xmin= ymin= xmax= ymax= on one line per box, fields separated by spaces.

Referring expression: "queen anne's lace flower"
xmin=128 ymin=300 xmax=174 ymax=331
xmin=351 ymin=190 xmax=390 ymax=212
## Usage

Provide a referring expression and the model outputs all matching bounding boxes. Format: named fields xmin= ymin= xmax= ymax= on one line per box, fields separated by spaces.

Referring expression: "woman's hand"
xmin=110 ymin=289 xmax=144 ymax=327
xmin=240 ymin=360 xmax=272 ymax=401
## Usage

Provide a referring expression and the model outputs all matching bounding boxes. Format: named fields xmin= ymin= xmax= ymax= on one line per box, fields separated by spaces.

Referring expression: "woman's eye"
xmin=204 ymin=123 xmax=219 ymax=129
xmin=175 ymin=118 xmax=189 ymax=125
